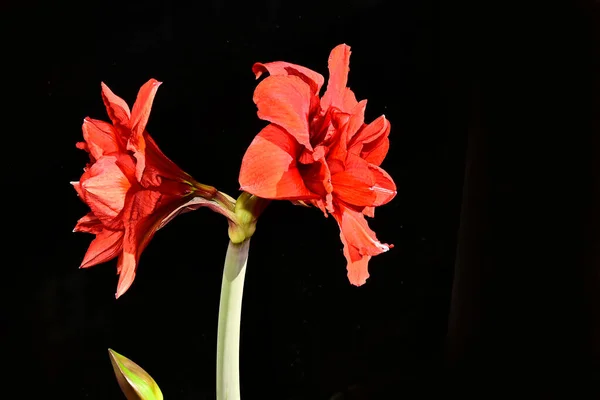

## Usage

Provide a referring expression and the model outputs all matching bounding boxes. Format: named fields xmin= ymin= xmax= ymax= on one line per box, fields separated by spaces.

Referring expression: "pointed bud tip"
xmin=108 ymin=348 xmax=164 ymax=400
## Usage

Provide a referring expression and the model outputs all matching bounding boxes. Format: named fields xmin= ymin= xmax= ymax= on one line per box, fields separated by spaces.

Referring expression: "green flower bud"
xmin=108 ymin=349 xmax=163 ymax=400
xmin=228 ymin=192 xmax=270 ymax=243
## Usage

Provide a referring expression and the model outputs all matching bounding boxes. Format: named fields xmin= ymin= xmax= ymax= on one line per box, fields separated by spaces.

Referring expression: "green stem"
xmin=216 ymin=239 xmax=250 ymax=400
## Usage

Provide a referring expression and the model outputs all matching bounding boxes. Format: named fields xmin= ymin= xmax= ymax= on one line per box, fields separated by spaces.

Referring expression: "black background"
xmin=3 ymin=0 xmax=600 ymax=398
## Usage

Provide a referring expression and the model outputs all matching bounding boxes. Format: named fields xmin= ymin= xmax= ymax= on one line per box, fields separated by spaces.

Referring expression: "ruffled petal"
xmin=76 ymin=141 xmax=89 ymax=154
xmin=130 ymin=79 xmax=162 ymax=138
xmin=128 ymin=79 xmax=162 ymax=182
xmin=74 ymin=212 xmax=104 ymax=234
xmin=346 ymin=100 xmax=367 ymax=141
xmin=80 ymin=155 xmax=132 ymax=225
xmin=332 ymin=154 xmax=395 ymax=207
xmin=252 ymin=61 xmax=324 ymax=94
xmin=327 ymin=100 xmax=367 ymax=171
xmin=349 ymin=115 xmax=388 ymax=148
xmin=331 ymin=155 xmax=376 ymax=207
xmin=138 ymin=133 xmax=190 ymax=188
xmin=321 ymin=44 xmax=352 ymax=111
xmin=114 ymin=190 xmax=162 ymax=298
xmin=82 ymin=117 xmax=121 ymax=160
xmin=331 ymin=171 xmax=376 ymax=207
xmin=253 ymin=75 xmax=314 ymax=150
xmin=239 ymin=124 xmax=317 ymax=200
xmin=349 ymin=115 xmax=391 ymax=166
xmin=298 ymin=157 xmax=332 ymax=198
xmin=341 ymin=87 xmax=359 ymax=114
xmin=341 ymin=239 xmax=371 ymax=286
xmin=362 ymin=136 xmax=390 ymax=167
xmin=101 ymin=82 xmax=131 ymax=128
xmin=369 ymin=165 xmax=396 ymax=206
xmin=115 ymin=252 xmax=137 ymax=299
xmin=80 ymin=228 xmax=124 ymax=269
xmin=332 ymin=205 xmax=392 ymax=286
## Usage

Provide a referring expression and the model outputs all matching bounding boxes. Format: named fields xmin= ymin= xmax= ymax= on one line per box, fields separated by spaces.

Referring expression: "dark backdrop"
xmin=3 ymin=0 xmax=599 ymax=398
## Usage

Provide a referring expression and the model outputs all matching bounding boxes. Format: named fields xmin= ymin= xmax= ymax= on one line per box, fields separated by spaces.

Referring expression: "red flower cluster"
xmin=239 ymin=44 xmax=396 ymax=285
xmin=72 ymin=79 xmax=215 ymax=298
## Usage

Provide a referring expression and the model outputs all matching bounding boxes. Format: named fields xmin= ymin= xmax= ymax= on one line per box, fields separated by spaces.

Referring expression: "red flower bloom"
xmin=239 ymin=44 xmax=397 ymax=285
xmin=72 ymin=79 xmax=217 ymax=298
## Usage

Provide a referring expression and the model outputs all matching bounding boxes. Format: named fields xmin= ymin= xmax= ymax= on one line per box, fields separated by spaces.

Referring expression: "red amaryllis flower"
xmin=239 ymin=44 xmax=396 ymax=285
xmin=72 ymin=79 xmax=219 ymax=298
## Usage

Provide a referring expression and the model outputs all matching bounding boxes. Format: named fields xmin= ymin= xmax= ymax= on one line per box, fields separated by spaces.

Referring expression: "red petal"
xmin=138 ymin=133 xmax=190 ymax=188
xmin=115 ymin=252 xmax=136 ymax=299
xmin=239 ymin=124 xmax=317 ymax=200
xmin=80 ymin=155 xmax=132 ymax=226
xmin=333 ymin=205 xmax=392 ymax=286
xmin=341 ymin=87 xmax=359 ymax=113
xmin=80 ymin=228 xmax=124 ymax=269
xmin=253 ymin=75 xmax=314 ymax=150
xmin=369 ymin=165 xmax=396 ymax=206
xmin=349 ymin=115 xmax=389 ymax=147
xmin=331 ymin=172 xmax=376 ymax=207
xmin=321 ymin=44 xmax=352 ymax=112
xmin=331 ymin=155 xmax=376 ymax=207
xmin=343 ymin=242 xmax=371 ymax=286
xmin=130 ymin=79 xmax=161 ymax=138
xmin=363 ymin=206 xmax=375 ymax=218
xmin=349 ymin=115 xmax=391 ymax=166
xmin=128 ymin=79 xmax=162 ymax=182
xmin=115 ymin=190 xmax=163 ymax=298
xmin=101 ymin=82 xmax=131 ymax=128
xmin=76 ymin=141 xmax=89 ymax=153
xmin=332 ymin=154 xmax=395 ymax=207
xmin=346 ymin=100 xmax=367 ymax=141
xmin=114 ymin=153 xmax=137 ymax=181
xmin=74 ymin=212 xmax=103 ymax=234
xmin=307 ymin=103 xmax=336 ymax=146
xmin=298 ymin=145 xmax=327 ymax=165
xmin=327 ymin=100 xmax=367 ymax=170
xmin=362 ymin=137 xmax=390 ymax=167
xmin=298 ymin=157 xmax=333 ymax=198
xmin=82 ymin=118 xmax=121 ymax=160
xmin=125 ymin=189 xmax=163 ymax=223
xmin=252 ymin=61 xmax=324 ymax=94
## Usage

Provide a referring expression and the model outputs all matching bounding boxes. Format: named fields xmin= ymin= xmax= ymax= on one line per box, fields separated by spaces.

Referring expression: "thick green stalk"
xmin=216 ymin=239 xmax=250 ymax=400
